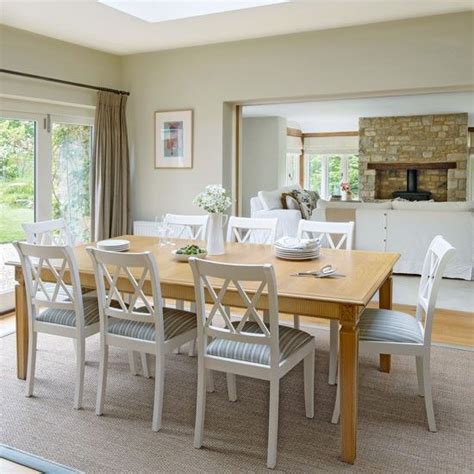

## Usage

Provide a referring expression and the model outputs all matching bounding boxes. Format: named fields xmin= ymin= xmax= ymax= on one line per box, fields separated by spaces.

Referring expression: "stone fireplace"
xmin=359 ymin=113 xmax=468 ymax=201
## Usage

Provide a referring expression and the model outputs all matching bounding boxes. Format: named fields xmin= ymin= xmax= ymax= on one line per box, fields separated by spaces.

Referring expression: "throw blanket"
xmin=282 ymin=189 xmax=319 ymax=219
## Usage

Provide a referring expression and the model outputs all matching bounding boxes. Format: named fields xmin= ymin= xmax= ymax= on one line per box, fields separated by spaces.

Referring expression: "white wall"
xmin=121 ymin=12 xmax=473 ymax=220
xmin=241 ymin=116 xmax=286 ymax=216
xmin=0 ymin=25 xmax=121 ymax=108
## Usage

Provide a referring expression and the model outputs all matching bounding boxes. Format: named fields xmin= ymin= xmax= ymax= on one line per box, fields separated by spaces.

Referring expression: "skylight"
xmin=98 ymin=0 xmax=289 ymax=23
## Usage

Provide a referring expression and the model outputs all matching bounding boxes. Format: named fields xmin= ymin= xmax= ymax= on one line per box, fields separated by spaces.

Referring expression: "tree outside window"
xmin=305 ymin=153 xmax=359 ymax=199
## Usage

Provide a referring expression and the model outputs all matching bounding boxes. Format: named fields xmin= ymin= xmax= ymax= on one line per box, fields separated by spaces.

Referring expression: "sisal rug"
xmin=1 ymin=328 xmax=472 ymax=473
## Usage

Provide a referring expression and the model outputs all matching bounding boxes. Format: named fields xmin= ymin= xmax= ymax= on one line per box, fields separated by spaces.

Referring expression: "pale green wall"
xmin=0 ymin=25 xmax=121 ymax=107
xmin=121 ymin=12 xmax=473 ymax=220
xmin=241 ymin=117 xmax=286 ymax=217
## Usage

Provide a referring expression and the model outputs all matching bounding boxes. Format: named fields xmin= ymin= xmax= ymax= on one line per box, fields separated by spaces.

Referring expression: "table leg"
xmin=379 ymin=276 xmax=392 ymax=373
xmin=15 ymin=270 xmax=28 ymax=380
xmin=339 ymin=305 xmax=359 ymax=464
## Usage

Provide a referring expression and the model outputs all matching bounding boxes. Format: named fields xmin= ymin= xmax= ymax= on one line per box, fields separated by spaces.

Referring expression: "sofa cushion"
xmin=392 ymin=200 xmax=474 ymax=212
xmin=258 ymin=184 xmax=301 ymax=210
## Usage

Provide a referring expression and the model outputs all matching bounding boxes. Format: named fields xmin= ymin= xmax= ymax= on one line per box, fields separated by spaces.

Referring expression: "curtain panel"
xmin=91 ymin=91 xmax=130 ymax=240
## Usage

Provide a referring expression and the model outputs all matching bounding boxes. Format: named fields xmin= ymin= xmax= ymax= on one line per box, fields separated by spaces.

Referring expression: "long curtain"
xmin=91 ymin=91 xmax=130 ymax=240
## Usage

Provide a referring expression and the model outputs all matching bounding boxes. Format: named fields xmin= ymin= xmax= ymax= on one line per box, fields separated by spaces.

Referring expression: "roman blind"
xmin=304 ymin=135 xmax=359 ymax=154
xmin=287 ymin=135 xmax=303 ymax=154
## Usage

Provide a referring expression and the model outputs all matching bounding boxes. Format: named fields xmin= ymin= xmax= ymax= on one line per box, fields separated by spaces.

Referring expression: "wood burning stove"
xmin=392 ymin=169 xmax=432 ymax=201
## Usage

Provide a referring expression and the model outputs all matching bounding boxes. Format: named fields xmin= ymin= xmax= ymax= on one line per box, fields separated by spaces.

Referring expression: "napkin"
xmin=274 ymin=237 xmax=320 ymax=250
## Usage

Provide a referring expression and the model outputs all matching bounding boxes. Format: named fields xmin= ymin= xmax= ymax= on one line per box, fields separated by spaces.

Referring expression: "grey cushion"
xmin=360 ymin=308 xmax=424 ymax=344
xmin=207 ymin=322 xmax=314 ymax=365
xmin=36 ymin=296 xmax=100 ymax=327
xmin=107 ymin=307 xmax=197 ymax=341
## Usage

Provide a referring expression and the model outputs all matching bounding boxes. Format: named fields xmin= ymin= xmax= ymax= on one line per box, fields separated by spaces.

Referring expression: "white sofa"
xmin=251 ymin=189 xmax=474 ymax=280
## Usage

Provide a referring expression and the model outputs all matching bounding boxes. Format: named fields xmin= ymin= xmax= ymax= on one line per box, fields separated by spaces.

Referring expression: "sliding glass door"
xmin=52 ymin=120 xmax=93 ymax=242
xmin=0 ymin=108 xmax=93 ymax=311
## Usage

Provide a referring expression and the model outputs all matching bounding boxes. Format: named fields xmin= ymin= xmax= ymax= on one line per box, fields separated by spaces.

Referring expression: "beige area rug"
xmin=1 ymin=328 xmax=473 ymax=473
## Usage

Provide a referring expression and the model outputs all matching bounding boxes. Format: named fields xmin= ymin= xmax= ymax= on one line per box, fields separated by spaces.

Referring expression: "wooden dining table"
xmin=10 ymin=235 xmax=399 ymax=464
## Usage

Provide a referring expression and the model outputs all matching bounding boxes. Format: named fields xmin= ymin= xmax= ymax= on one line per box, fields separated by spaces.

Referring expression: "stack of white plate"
xmin=274 ymin=238 xmax=320 ymax=261
xmin=97 ymin=239 xmax=130 ymax=252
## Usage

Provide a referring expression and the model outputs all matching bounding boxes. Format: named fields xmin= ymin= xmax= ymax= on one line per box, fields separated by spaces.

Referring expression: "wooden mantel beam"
xmin=367 ymin=162 xmax=457 ymax=171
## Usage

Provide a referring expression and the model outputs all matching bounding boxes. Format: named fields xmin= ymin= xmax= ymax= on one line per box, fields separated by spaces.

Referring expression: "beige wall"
xmin=241 ymin=117 xmax=286 ymax=216
xmin=0 ymin=25 xmax=121 ymax=108
xmin=122 ymin=12 xmax=473 ymax=220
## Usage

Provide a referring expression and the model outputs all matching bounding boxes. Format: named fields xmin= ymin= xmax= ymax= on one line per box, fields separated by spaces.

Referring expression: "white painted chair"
xmin=22 ymin=219 xmax=143 ymax=376
xmin=331 ymin=235 xmax=455 ymax=432
xmin=13 ymin=241 xmax=99 ymax=409
xmin=226 ymin=216 xmax=278 ymax=245
xmin=189 ymin=258 xmax=316 ymax=469
xmin=87 ymin=247 xmax=198 ymax=431
xmin=163 ymin=213 xmax=209 ymax=241
xmin=163 ymin=213 xmax=208 ymax=357
xmin=22 ymin=218 xmax=75 ymax=246
xmin=224 ymin=216 xmax=278 ymax=319
xmin=294 ymin=220 xmax=354 ymax=385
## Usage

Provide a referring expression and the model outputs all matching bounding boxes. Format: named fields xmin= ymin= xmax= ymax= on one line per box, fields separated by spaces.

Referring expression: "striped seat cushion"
xmin=360 ymin=308 xmax=424 ymax=344
xmin=206 ymin=322 xmax=314 ymax=366
xmin=107 ymin=307 xmax=197 ymax=341
xmin=36 ymin=296 xmax=100 ymax=327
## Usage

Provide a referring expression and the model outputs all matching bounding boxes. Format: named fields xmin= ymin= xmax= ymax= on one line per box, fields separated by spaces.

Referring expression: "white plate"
xmin=97 ymin=239 xmax=130 ymax=252
xmin=172 ymin=249 xmax=207 ymax=262
xmin=275 ymin=253 xmax=320 ymax=261
xmin=275 ymin=249 xmax=319 ymax=255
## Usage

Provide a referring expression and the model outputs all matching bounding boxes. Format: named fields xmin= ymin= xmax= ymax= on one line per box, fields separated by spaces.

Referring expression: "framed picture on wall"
xmin=155 ymin=109 xmax=193 ymax=168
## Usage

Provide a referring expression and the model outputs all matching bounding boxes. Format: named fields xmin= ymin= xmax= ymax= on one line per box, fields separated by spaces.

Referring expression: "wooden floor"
xmin=2 ymin=303 xmax=472 ymax=348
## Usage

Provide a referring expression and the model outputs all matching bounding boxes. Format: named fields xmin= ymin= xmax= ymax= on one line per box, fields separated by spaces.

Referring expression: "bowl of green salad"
xmin=172 ymin=244 xmax=207 ymax=262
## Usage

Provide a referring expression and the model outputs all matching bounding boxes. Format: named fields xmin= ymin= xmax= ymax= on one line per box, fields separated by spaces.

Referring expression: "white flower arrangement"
xmin=193 ymin=184 xmax=232 ymax=214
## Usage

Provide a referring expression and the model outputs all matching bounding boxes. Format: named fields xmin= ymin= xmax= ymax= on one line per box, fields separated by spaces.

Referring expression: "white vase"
xmin=206 ymin=213 xmax=226 ymax=255
xmin=341 ymin=190 xmax=348 ymax=201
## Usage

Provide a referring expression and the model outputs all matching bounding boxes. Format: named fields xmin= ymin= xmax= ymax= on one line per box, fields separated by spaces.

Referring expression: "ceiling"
xmin=0 ymin=0 xmax=472 ymax=55
xmin=243 ymin=92 xmax=474 ymax=132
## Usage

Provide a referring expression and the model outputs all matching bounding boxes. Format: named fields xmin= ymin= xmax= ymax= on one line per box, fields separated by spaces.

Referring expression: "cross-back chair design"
xmin=331 ymin=235 xmax=455 ymax=432
xmin=189 ymin=258 xmax=315 ymax=469
xmin=87 ymin=247 xmax=198 ymax=432
xmin=163 ymin=213 xmax=209 ymax=356
xmin=226 ymin=216 xmax=278 ymax=245
xmin=164 ymin=213 xmax=209 ymax=240
xmin=297 ymin=219 xmax=354 ymax=250
xmin=294 ymin=219 xmax=355 ymax=385
xmin=13 ymin=241 xmax=99 ymax=409
xmin=23 ymin=218 xmax=75 ymax=246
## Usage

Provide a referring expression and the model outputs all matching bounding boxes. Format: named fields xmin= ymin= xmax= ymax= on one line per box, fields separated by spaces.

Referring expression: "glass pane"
xmin=0 ymin=118 xmax=35 ymax=296
xmin=52 ymin=123 xmax=92 ymax=242
xmin=328 ymin=155 xmax=342 ymax=197
xmin=307 ymin=155 xmax=322 ymax=194
xmin=348 ymin=154 xmax=359 ymax=197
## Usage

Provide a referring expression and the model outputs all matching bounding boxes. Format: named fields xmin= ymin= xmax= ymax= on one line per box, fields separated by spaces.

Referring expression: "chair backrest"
xmin=189 ymin=258 xmax=280 ymax=367
xmin=164 ymin=214 xmax=209 ymax=240
xmin=86 ymin=247 xmax=165 ymax=344
xmin=226 ymin=216 xmax=278 ymax=245
xmin=22 ymin=218 xmax=75 ymax=246
xmin=416 ymin=235 xmax=455 ymax=346
xmin=297 ymin=220 xmax=354 ymax=250
xmin=13 ymin=241 xmax=84 ymax=326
